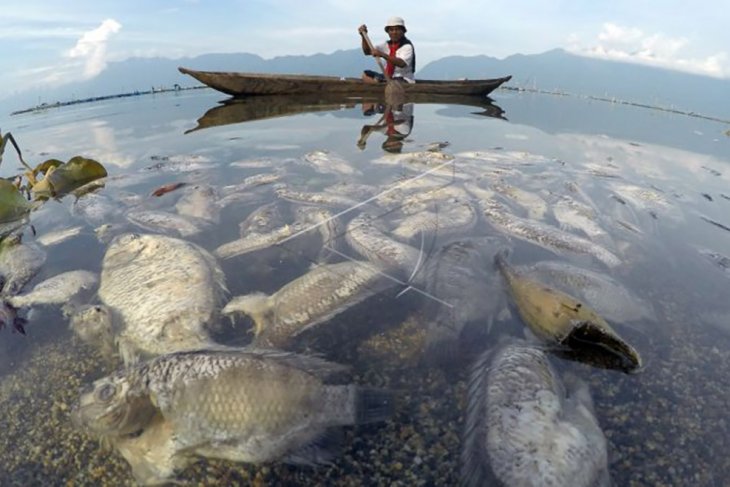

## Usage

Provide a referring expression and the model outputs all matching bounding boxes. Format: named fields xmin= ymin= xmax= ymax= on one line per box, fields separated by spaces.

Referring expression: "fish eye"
xmin=96 ymin=383 xmax=117 ymax=402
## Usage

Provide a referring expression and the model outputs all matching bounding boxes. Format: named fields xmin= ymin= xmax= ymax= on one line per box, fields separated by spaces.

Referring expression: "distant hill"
xmin=3 ymin=48 xmax=729 ymax=119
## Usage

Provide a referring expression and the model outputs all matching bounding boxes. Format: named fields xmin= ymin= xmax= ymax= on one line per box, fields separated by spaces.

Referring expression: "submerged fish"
xmin=69 ymin=304 xmax=116 ymax=357
xmin=481 ymin=199 xmax=621 ymax=268
xmin=174 ymin=184 xmax=220 ymax=224
xmin=462 ymin=338 xmax=610 ymax=487
xmin=391 ymin=200 xmax=478 ymax=242
xmin=126 ymin=210 xmax=205 ymax=238
xmin=223 ymin=261 xmax=392 ymax=348
xmin=519 ymin=260 xmax=655 ymax=323
xmin=6 ymin=270 xmax=97 ymax=308
xmin=495 ymin=251 xmax=641 ymax=372
xmin=35 ymin=225 xmax=85 ymax=247
xmin=303 ymin=150 xmax=360 ymax=176
xmin=73 ymin=348 xmax=393 ymax=482
xmin=0 ymin=235 xmax=47 ymax=296
xmin=421 ymin=239 xmax=502 ymax=363
xmin=98 ymin=233 xmax=227 ymax=364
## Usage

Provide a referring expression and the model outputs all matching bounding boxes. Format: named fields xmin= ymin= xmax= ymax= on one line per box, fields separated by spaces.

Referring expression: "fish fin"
xmin=283 ymin=428 xmax=344 ymax=466
xmin=461 ymin=346 xmax=500 ymax=487
xmin=355 ymin=387 xmax=395 ymax=424
xmin=239 ymin=348 xmax=350 ymax=380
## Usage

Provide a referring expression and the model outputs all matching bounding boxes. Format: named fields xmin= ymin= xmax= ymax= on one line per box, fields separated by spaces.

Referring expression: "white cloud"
xmin=570 ymin=22 xmax=729 ymax=78
xmin=66 ymin=19 xmax=122 ymax=78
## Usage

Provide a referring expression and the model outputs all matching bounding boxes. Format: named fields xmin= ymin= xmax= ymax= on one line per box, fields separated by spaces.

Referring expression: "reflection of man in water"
xmin=358 ymin=103 xmax=414 ymax=153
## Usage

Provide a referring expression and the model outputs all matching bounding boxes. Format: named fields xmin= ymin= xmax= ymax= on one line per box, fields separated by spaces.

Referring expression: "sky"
xmin=1 ymin=0 xmax=728 ymax=99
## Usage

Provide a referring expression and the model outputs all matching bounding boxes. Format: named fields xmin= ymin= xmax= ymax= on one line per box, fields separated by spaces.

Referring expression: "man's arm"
xmin=358 ymin=25 xmax=371 ymax=54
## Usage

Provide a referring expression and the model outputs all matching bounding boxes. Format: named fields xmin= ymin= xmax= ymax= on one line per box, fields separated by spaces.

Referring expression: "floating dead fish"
xmin=495 ymin=251 xmax=641 ymax=372
xmin=462 ymin=338 xmax=610 ymax=487
xmin=126 ymin=210 xmax=205 ymax=238
xmin=98 ymin=233 xmax=227 ymax=364
xmin=73 ymin=348 xmax=393 ymax=483
xmin=214 ymin=224 xmax=295 ymax=260
xmin=238 ymin=201 xmax=289 ymax=236
xmin=223 ymin=261 xmax=392 ymax=349
xmin=481 ymin=199 xmax=621 ymax=268
xmin=275 ymin=185 xmax=360 ymax=208
xmin=6 ymin=270 xmax=97 ymax=308
xmin=0 ymin=235 xmax=47 ymax=296
xmin=174 ymin=184 xmax=220 ymax=224
xmin=303 ymin=150 xmax=361 ymax=176
xmin=519 ymin=260 xmax=655 ymax=323
xmin=492 ymin=181 xmax=548 ymax=220
xmin=345 ymin=213 xmax=421 ymax=280
xmin=35 ymin=225 xmax=85 ymax=247
xmin=72 ymin=193 xmax=125 ymax=227
xmin=391 ymin=200 xmax=478 ymax=242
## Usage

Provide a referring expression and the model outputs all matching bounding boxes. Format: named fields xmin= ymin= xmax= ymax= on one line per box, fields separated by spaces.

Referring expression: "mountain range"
xmin=4 ymin=48 xmax=729 ymax=119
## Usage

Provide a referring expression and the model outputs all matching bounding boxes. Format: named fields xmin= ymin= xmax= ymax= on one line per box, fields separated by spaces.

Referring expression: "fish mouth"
xmin=561 ymin=321 xmax=642 ymax=373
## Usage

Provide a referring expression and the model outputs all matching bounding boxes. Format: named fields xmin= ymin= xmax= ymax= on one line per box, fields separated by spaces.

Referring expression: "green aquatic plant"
xmin=31 ymin=156 xmax=107 ymax=200
xmin=0 ymin=179 xmax=31 ymax=224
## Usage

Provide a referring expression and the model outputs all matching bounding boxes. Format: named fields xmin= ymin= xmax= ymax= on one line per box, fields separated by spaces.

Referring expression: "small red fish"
xmin=151 ymin=182 xmax=186 ymax=197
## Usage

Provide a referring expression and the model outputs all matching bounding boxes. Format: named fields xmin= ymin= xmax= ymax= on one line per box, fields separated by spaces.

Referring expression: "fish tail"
xmin=354 ymin=386 xmax=395 ymax=424
xmin=322 ymin=385 xmax=394 ymax=425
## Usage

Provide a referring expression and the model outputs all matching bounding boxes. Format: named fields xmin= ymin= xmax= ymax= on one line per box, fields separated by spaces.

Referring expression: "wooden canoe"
xmin=185 ymin=93 xmax=506 ymax=133
xmin=178 ymin=67 xmax=512 ymax=97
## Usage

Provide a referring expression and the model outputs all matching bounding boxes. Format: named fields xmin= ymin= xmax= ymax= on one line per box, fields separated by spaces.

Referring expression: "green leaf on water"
xmin=32 ymin=156 xmax=108 ymax=200
xmin=0 ymin=179 xmax=31 ymax=223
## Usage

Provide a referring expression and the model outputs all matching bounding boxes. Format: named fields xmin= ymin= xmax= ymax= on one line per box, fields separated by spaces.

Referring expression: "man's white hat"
xmin=385 ymin=16 xmax=406 ymax=33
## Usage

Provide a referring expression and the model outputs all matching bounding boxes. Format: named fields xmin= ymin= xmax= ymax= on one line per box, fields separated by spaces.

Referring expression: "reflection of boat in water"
xmin=185 ymin=93 xmax=506 ymax=133
xmin=179 ymin=67 xmax=511 ymax=97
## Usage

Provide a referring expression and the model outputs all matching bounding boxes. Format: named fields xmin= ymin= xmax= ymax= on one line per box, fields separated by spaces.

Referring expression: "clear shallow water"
xmin=0 ymin=88 xmax=729 ymax=485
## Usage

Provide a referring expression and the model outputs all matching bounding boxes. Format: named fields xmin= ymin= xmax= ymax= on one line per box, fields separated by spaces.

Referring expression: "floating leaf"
xmin=0 ymin=179 xmax=31 ymax=223
xmin=32 ymin=158 xmax=64 ymax=177
xmin=32 ymin=156 xmax=108 ymax=200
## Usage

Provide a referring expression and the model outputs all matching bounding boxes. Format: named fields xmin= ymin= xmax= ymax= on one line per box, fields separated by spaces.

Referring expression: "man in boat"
xmin=358 ymin=17 xmax=415 ymax=84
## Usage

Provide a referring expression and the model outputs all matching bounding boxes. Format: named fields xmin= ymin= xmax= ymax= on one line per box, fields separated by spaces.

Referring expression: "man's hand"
xmin=358 ymin=24 xmax=368 ymax=35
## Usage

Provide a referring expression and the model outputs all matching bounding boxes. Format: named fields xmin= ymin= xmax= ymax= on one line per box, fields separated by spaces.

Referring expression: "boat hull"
xmin=178 ymin=67 xmax=511 ymax=97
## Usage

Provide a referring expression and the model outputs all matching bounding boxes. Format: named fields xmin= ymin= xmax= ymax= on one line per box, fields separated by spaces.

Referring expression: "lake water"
xmin=1 ymin=88 xmax=729 ymax=486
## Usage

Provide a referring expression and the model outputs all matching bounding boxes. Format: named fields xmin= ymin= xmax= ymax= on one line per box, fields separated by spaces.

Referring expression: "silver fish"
xmin=35 ymin=225 xmax=85 ymax=247
xmin=215 ymin=224 xmax=295 ymax=260
xmin=74 ymin=348 xmax=393 ymax=480
xmin=303 ymin=150 xmax=360 ymax=175
xmin=492 ymin=181 xmax=548 ymax=220
xmin=275 ymin=185 xmax=360 ymax=208
xmin=391 ymin=200 xmax=478 ymax=242
xmin=480 ymin=199 xmax=621 ymax=268
xmin=462 ymin=338 xmax=610 ymax=487
xmin=345 ymin=213 xmax=421 ymax=279
xmin=174 ymin=184 xmax=220 ymax=224
xmin=0 ymin=235 xmax=47 ymax=296
xmin=223 ymin=261 xmax=392 ymax=348
xmin=98 ymin=233 xmax=227 ymax=364
xmin=126 ymin=210 xmax=205 ymax=238
xmin=7 ymin=270 xmax=97 ymax=308
xmin=239 ymin=201 xmax=289 ymax=237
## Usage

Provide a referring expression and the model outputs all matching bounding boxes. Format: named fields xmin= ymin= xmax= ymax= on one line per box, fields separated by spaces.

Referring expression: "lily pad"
xmin=0 ymin=179 xmax=31 ymax=223
xmin=31 ymin=156 xmax=107 ymax=200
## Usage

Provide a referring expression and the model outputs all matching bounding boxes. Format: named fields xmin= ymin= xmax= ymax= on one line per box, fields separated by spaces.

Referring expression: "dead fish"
xmin=495 ymin=251 xmax=641 ymax=372
xmin=6 ymin=270 xmax=97 ymax=308
xmin=0 ymin=235 xmax=47 ymax=296
xmin=98 ymin=233 xmax=227 ymax=364
xmin=126 ymin=210 xmax=205 ymax=238
xmin=345 ymin=213 xmax=421 ymax=280
xmin=492 ymin=181 xmax=548 ymax=220
xmin=223 ymin=261 xmax=392 ymax=349
xmin=462 ymin=338 xmax=610 ymax=487
xmin=72 ymin=192 xmax=125 ymax=227
xmin=391 ymin=200 xmax=478 ymax=242
xmin=143 ymin=154 xmax=215 ymax=173
xmin=275 ymin=185 xmax=360 ymax=208
xmin=35 ymin=225 xmax=85 ymax=247
xmin=174 ymin=184 xmax=220 ymax=224
xmin=519 ymin=261 xmax=655 ymax=323
xmin=214 ymin=224 xmax=295 ymax=260
xmin=303 ymin=150 xmax=360 ymax=176
xmin=481 ymin=199 xmax=621 ymax=268
xmin=238 ymin=201 xmax=289 ymax=237
xmin=69 ymin=304 xmax=116 ymax=358
xmin=552 ymin=196 xmax=612 ymax=245
xmin=73 ymin=348 xmax=393 ymax=480
xmin=421 ymin=239 xmax=502 ymax=363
